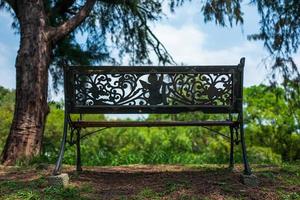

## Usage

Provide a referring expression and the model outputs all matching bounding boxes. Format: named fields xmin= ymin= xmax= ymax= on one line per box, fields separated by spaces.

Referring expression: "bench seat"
xmin=71 ymin=120 xmax=239 ymax=128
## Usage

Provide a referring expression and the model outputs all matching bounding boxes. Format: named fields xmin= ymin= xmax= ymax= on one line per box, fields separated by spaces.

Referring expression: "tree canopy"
xmin=1 ymin=0 xmax=299 ymax=88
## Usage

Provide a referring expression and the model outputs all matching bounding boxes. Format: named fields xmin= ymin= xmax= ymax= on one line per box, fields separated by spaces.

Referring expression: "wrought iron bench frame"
xmin=53 ymin=58 xmax=252 ymax=175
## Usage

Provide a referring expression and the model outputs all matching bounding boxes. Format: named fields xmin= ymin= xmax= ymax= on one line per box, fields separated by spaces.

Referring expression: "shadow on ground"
xmin=0 ymin=164 xmax=299 ymax=199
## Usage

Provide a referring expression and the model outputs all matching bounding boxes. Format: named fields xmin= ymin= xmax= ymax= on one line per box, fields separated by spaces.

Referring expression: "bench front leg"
xmin=240 ymin=121 xmax=252 ymax=175
xmin=53 ymin=116 xmax=68 ymax=175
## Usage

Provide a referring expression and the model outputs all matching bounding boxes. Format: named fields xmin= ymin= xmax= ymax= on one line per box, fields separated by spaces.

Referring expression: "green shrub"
xmin=248 ymin=146 xmax=282 ymax=164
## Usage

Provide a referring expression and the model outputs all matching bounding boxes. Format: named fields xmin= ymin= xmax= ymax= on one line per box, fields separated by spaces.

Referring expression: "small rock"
xmin=240 ymin=174 xmax=259 ymax=187
xmin=228 ymin=167 xmax=238 ymax=173
xmin=47 ymin=173 xmax=69 ymax=187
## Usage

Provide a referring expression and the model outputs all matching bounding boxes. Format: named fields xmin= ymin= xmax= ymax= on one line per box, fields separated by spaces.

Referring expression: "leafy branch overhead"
xmin=47 ymin=0 xmax=180 ymax=90
xmin=249 ymin=0 xmax=300 ymax=109
xmin=47 ymin=0 xmax=177 ymax=67
xmin=248 ymin=0 xmax=300 ymax=83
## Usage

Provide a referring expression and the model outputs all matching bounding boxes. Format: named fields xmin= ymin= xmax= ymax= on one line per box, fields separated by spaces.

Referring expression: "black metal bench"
xmin=53 ymin=58 xmax=252 ymax=175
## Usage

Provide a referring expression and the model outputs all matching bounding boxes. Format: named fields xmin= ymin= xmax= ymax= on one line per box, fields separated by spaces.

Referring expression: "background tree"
xmin=244 ymin=85 xmax=300 ymax=161
xmin=0 ymin=87 xmax=14 ymax=153
xmin=248 ymin=0 xmax=300 ymax=115
xmin=0 ymin=0 xmax=299 ymax=165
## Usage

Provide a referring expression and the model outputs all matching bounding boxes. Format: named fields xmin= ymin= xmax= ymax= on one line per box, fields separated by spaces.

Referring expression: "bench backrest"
xmin=64 ymin=58 xmax=245 ymax=114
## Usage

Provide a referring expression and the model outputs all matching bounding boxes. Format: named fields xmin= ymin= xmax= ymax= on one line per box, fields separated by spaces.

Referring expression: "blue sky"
xmin=0 ymin=1 xmax=299 ymax=96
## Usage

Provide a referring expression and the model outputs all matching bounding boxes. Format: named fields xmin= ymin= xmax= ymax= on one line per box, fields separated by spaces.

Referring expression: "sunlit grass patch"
xmin=132 ymin=188 xmax=161 ymax=200
xmin=0 ymin=177 xmax=91 ymax=200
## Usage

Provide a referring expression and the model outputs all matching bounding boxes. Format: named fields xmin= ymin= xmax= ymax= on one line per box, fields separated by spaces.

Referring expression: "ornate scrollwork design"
xmin=166 ymin=73 xmax=232 ymax=106
xmin=74 ymin=71 xmax=233 ymax=107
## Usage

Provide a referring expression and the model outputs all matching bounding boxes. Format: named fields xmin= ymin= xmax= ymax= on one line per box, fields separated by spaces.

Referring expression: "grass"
xmin=0 ymin=163 xmax=299 ymax=200
xmin=0 ymin=178 xmax=89 ymax=200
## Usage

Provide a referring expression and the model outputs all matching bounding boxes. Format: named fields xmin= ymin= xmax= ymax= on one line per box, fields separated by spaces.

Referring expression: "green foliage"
xmin=244 ymin=85 xmax=300 ymax=161
xmin=42 ymin=102 xmax=65 ymax=160
xmin=0 ymin=84 xmax=299 ymax=166
xmin=0 ymin=87 xmax=14 ymax=153
xmin=133 ymin=188 xmax=161 ymax=200
xmin=201 ymin=0 xmax=244 ymax=26
xmin=130 ymin=181 xmax=191 ymax=200
xmin=249 ymin=0 xmax=300 ymax=67
xmin=279 ymin=161 xmax=300 ymax=186
xmin=248 ymin=146 xmax=281 ymax=164
xmin=247 ymin=1 xmax=300 ymax=109
xmin=278 ymin=192 xmax=300 ymax=200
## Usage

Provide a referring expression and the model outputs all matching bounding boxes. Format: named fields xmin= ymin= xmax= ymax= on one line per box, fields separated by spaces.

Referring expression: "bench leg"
xmin=53 ymin=117 xmax=68 ymax=175
xmin=229 ymin=126 xmax=234 ymax=169
xmin=76 ymin=129 xmax=82 ymax=172
xmin=240 ymin=122 xmax=252 ymax=175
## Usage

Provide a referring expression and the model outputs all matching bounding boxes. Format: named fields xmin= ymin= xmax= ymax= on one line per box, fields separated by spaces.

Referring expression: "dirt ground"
xmin=0 ymin=164 xmax=299 ymax=200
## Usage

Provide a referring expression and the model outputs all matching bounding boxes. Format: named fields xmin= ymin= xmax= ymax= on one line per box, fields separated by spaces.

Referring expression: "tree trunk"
xmin=1 ymin=1 xmax=51 ymax=165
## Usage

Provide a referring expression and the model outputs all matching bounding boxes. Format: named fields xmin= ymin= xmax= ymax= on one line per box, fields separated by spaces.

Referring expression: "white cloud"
xmin=152 ymin=24 xmax=268 ymax=86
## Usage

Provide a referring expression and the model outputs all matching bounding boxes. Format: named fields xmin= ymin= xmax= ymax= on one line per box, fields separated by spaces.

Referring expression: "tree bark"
xmin=1 ymin=0 xmax=51 ymax=165
xmin=1 ymin=0 xmax=96 ymax=165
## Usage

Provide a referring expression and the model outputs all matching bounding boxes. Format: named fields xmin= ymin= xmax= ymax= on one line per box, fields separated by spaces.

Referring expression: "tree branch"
xmin=49 ymin=0 xmax=96 ymax=43
xmin=134 ymin=8 xmax=176 ymax=65
xmin=48 ymin=0 xmax=76 ymax=19
xmin=4 ymin=0 xmax=17 ymax=13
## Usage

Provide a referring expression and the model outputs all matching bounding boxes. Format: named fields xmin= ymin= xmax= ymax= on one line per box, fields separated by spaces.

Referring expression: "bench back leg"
xmin=229 ymin=126 xmax=235 ymax=169
xmin=76 ymin=128 xmax=82 ymax=172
